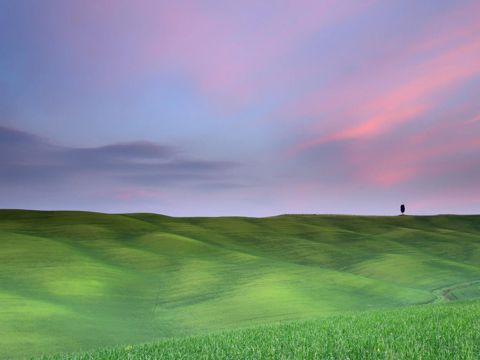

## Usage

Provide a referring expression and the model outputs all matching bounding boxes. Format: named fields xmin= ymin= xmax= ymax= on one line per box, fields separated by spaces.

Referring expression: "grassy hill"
xmin=1 ymin=210 xmax=479 ymax=359
xmin=41 ymin=299 xmax=480 ymax=360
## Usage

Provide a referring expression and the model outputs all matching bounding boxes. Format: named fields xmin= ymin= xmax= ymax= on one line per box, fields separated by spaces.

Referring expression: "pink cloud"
xmin=409 ymin=185 xmax=480 ymax=213
xmin=144 ymin=1 xmax=378 ymax=107
xmin=109 ymin=186 xmax=154 ymax=201
xmin=465 ymin=114 xmax=480 ymax=125
xmin=53 ymin=0 xmax=377 ymax=109
xmin=282 ymin=0 xmax=480 ymax=158
xmin=348 ymin=112 xmax=480 ymax=187
xmin=408 ymin=1 xmax=480 ymax=55
xmin=291 ymin=36 xmax=480 ymax=156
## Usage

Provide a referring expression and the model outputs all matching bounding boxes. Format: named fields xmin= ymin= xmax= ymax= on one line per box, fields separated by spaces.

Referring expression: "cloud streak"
xmin=290 ymin=15 xmax=480 ymax=154
xmin=0 ymin=126 xmax=239 ymax=190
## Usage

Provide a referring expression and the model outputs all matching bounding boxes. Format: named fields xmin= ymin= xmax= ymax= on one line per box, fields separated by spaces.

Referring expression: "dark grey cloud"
xmin=64 ymin=141 xmax=175 ymax=163
xmin=0 ymin=126 xmax=40 ymax=144
xmin=0 ymin=125 xmax=240 ymax=188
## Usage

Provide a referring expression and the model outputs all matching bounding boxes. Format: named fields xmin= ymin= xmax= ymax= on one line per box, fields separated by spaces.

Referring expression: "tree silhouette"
xmin=400 ymin=204 xmax=405 ymax=215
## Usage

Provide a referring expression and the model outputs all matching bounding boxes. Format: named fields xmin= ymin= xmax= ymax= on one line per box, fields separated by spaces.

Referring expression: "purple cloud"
xmin=0 ymin=126 xmax=239 ymax=188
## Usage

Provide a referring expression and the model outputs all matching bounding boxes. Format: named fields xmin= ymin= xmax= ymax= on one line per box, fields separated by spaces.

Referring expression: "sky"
xmin=1 ymin=0 xmax=479 ymax=216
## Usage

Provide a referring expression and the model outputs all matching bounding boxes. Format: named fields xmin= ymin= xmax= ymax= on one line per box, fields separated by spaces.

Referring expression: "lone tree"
xmin=400 ymin=204 xmax=405 ymax=215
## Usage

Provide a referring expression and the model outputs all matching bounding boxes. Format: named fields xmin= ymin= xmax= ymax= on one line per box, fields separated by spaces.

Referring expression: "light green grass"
xmin=40 ymin=299 xmax=480 ymax=360
xmin=0 ymin=210 xmax=479 ymax=359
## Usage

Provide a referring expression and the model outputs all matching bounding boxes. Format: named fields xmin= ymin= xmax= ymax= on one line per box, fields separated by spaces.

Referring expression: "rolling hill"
xmin=1 ymin=210 xmax=479 ymax=358
xmin=41 ymin=299 xmax=480 ymax=359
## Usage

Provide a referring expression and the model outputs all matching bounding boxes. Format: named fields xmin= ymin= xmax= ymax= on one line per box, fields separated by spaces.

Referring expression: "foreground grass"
xmin=1 ymin=210 xmax=479 ymax=358
xmin=41 ymin=299 xmax=480 ymax=360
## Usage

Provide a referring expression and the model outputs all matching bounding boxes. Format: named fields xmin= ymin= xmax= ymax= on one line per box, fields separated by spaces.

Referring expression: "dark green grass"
xmin=41 ymin=299 xmax=480 ymax=360
xmin=1 ymin=210 xmax=479 ymax=358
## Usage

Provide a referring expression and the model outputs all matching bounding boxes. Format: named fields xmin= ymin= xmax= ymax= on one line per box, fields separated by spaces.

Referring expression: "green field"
xmin=1 ymin=210 xmax=479 ymax=359
xmin=41 ymin=299 xmax=480 ymax=360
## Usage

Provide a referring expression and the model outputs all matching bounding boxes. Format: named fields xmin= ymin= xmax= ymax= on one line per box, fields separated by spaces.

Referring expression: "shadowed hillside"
xmin=1 ymin=210 xmax=479 ymax=358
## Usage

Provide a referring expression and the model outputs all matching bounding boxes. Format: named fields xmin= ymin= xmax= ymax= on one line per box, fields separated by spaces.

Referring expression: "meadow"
xmin=1 ymin=210 xmax=479 ymax=358
xmin=41 ymin=299 xmax=480 ymax=359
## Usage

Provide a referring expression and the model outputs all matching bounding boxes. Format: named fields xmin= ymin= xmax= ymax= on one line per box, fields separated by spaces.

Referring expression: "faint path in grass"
xmin=431 ymin=280 xmax=480 ymax=303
